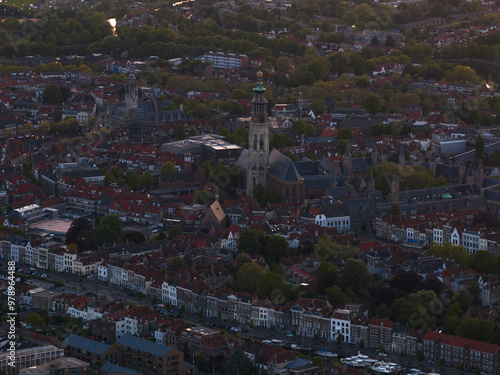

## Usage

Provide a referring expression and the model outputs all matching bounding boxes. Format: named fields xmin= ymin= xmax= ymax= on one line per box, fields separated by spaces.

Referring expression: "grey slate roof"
xmin=286 ymin=357 xmax=311 ymax=369
xmin=323 ymin=203 xmax=350 ymax=218
xmin=436 ymin=164 xmax=459 ymax=180
xmin=325 ymin=186 xmax=351 ymax=199
xmin=62 ymin=169 xmax=105 ymax=179
xmin=268 ymin=149 xmax=303 ymax=181
xmin=456 ymin=140 xmax=500 ymax=162
xmin=294 ymin=160 xmax=321 ymax=175
xmin=63 ymin=334 xmax=111 ymax=355
xmin=236 ymin=149 xmax=249 ymax=170
xmin=100 ymin=362 xmax=141 ymax=375
xmin=303 ymin=175 xmax=335 ymax=189
xmin=348 ymin=198 xmax=377 ymax=216
xmin=116 ymin=334 xmax=174 ymax=357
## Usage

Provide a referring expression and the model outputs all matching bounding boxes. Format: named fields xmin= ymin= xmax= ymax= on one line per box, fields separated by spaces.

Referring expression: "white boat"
xmin=316 ymin=351 xmax=338 ymax=358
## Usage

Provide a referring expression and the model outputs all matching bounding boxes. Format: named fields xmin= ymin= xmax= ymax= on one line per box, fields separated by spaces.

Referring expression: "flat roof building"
xmin=0 ymin=345 xmax=64 ymax=375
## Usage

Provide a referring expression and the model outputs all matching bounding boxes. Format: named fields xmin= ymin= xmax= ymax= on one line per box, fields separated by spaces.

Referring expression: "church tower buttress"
xmin=246 ymin=70 xmax=269 ymax=197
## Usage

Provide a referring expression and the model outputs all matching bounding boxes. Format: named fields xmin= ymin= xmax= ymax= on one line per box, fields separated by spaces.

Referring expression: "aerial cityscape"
xmin=0 ymin=0 xmax=500 ymax=374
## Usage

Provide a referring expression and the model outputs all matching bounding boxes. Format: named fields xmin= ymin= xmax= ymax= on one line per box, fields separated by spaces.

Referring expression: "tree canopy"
xmin=237 ymin=262 xmax=264 ymax=293
xmin=368 ymin=162 xmax=447 ymax=196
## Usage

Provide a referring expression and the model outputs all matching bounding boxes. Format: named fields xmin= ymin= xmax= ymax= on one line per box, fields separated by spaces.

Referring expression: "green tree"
xmin=444 ymin=302 xmax=463 ymax=334
xmin=171 ymin=256 xmax=185 ymax=270
xmin=66 ymin=217 xmax=94 ymax=251
xmin=99 ymin=214 xmax=123 ymax=237
xmin=175 ymin=124 xmax=186 ymax=140
xmin=42 ymin=84 xmax=63 ymax=105
xmin=237 ymin=229 xmax=262 ymax=255
xmin=94 ymin=224 xmax=122 ymax=246
xmin=237 ymin=262 xmax=264 ymax=293
xmin=391 ymin=203 xmax=401 ymax=216
xmin=67 ymin=243 xmax=78 ymax=253
xmin=385 ymin=34 xmax=395 ymax=48
xmin=475 ymin=135 xmax=485 ymax=160
xmin=336 ymin=140 xmax=349 ymax=155
xmin=427 ymin=243 xmax=468 ymax=265
xmin=309 ymin=99 xmax=326 ymax=116
xmin=445 ymin=65 xmax=479 ymax=84
xmin=168 ymin=226 xmax=183 ymax=239
xmin=26 ymin=313 xmax=46 ymax=327
xmin=363 ymin=94 xmax=382 ymax=114
xmin=264 ymin=236 xmax=290 ymax=265
xmin=123 ymin=231 xmax=145 ymax=246
xmin=160 ymin=162 xmax=177 ymax=175
xmin=191 ymin=102 xmax=210 ymax=119
xmin=140 ymin=172 xmax=155 ymax=189
xmin=312 ymin=356 xmax=324 ymax=368
xmin=126 ymin=172 xmax=140 ymax=191
xmin=342 ymin=259 xmax=371 ymax=293
xmin=80 ymin=30 xmax=92 ymax=43
xmin=455 ymin=318 xmax=496 ymax=343
xmin=225 ymin=350 xmax=252 ymax=375
xmin=195 ymin=354 xmax=208 ymax=373
xmin=219 ymin=127 xmax=231 ymax=138
xmin=276 ymin=56 xmax=294 ymax=72
xmin=325 ymin=285 xmax=347 ymax=308
xmin=354 ymin=76 xmax=371 ymax=89
xmin=369 ymin=162 xmax=447 ymax=196
xmin=371 ymin=123 xmax=386 ymax=136
xmin=375 ymin=303 xmax=392 ymax=318
xmin=314 ymin=236 xmax=357 ymax=261
xmin=468 ymin=250 xmax=500 ymax=274
xmin=258 ymin=271 xmax=285 ymax=300
xmin=270 ymin=134 xmax=294 ymax=148
xmin=284 ymin=150 xmax=299 ymax=161
xmin=316 ymin=261 xmax=339 ymax=294
xmin=337 ymin=128 xmax=354 ymax=141
xmin=291 ymin=120 xmax=307 ymax=135
xmin=233 ymin=254 xmax=252 ymax=272
xmin=94 ymin=214 xmax=123 ymax=246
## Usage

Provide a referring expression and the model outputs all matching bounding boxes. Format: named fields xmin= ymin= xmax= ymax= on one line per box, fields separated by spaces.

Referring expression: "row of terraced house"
xmin=374 ymin=210 xmax=500 ymax=254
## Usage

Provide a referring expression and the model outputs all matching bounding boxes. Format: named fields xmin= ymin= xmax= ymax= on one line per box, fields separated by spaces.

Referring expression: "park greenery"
xmin=368 ymin=162 xmax=447 ymax=196
xmin=66 ymin=214 xmax=140 ymax=250
xmin=427 ymin=242 xmax=500 ymax=275
xmin=234 ymin=229 xmax=457 ymax=334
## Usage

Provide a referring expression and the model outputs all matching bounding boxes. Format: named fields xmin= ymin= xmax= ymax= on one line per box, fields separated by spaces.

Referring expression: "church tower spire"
xmin=391 ymin=169 xmax=399 ymax=203
xmin=246 ymin=69 xmax=270 ymax=197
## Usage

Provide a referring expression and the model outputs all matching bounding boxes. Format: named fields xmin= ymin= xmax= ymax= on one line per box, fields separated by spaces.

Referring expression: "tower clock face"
xmin=253 ymin=117 xmax=259 ymax=123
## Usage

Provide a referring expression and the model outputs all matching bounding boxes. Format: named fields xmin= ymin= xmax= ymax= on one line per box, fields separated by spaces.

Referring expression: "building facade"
xmin=246 ymin=70 xmax=269 ymax=197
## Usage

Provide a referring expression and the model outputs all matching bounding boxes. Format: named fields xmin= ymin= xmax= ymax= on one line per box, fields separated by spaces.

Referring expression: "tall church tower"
xmin=125 ymin=74 xmax=138 ymax=111
xmin=391 ymin=169 xmax=399 ymax=203
xmin=246 ymin=70 xmax=270 ymax=197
